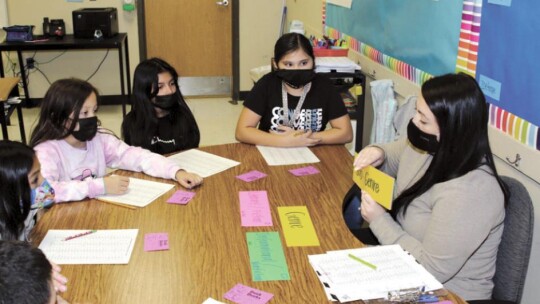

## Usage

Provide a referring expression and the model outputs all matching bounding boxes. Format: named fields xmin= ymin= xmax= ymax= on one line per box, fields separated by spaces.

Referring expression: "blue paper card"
xmin=487 ymin=0 xmax=512 ymax=7
xmin=479 ymin=74 xmax=502 ymax=101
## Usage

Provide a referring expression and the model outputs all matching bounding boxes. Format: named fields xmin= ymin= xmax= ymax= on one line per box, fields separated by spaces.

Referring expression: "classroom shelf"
xmin=319 ymin=70 xmax=365 ymax=152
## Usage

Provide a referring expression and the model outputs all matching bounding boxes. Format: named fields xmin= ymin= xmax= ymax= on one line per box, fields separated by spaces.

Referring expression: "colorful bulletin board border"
xmin=455 ymin=0 xmax=482 ymax=76
xmin=489 ymin=104 xmax=540 ymax=150
xmin=324 ymin=26 xmax=433 ymax=86
xmin=323 ymin=0 xmax=540 ymax=151
xmin=322 ymin=0 xmax=432 ymax=85
xmin=473 ymin=1 xmax=540 ymax=151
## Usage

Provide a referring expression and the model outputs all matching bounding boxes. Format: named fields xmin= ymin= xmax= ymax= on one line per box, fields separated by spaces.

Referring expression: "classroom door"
xmin=144 ymin=0 xmax=232 ymax=96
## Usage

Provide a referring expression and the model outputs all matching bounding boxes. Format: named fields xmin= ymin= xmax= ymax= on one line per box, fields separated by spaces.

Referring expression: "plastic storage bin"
xmin=313 ymin=47 xmax=348 ymax=57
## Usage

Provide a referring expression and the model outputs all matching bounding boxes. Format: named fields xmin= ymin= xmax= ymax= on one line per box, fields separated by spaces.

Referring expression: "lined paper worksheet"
xmin=39 ymin=229 xmax=139 ymax=265
xmin=168 ymin=149 xmax=240 ymax=177
xmin=97 ymin=177 xmax=174 ymax=207
xmin=308 ymin=245 xmax=443 ymax=302
xmin=256 ymin=146 xmax=320 ymax=166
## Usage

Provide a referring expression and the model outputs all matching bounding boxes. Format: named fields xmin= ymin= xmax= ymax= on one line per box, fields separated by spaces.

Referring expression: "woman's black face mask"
xmin=274 ymin=69 xmax=316 ymax=89
xmin=407 ymin=119 xmax=439 ymax=153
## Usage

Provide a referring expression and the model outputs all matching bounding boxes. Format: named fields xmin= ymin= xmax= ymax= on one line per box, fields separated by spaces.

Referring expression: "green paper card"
xmin=246 ymin=232 xmax=290 ymax=281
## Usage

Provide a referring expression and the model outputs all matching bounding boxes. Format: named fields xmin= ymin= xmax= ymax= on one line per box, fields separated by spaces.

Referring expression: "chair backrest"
xmin=492 ymin=176 xmax=534 ymax=303
xmin=342 ymin=184 xmax=363 ymax=231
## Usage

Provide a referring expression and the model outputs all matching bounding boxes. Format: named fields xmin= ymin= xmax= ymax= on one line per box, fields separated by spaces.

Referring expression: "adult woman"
xmin=235 ymin=33 xmax=352 ymax=147
xmin=353 ymin=73 xmax=508 ymax=301
xmin=122 ymin=58 xmax=200 ymax=154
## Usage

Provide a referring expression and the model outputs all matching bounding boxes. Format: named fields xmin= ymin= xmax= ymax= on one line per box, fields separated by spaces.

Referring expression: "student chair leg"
xmin=16 ymin=104 xmax=26 ymax=144
xmin=0 ymin=103 xmax=9 ymax=140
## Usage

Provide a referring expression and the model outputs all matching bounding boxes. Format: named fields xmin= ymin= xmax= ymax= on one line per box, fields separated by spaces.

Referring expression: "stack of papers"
xmin=308 ymin=245 xmax=443 ymax=302
xmin=315 ymin=57 xmax=361 ymax=73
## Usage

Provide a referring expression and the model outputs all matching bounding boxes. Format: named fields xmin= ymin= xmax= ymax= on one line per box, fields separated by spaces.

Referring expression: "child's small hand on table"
xmin=49 ymin=259 xmax=68 ymax=293
xmin=104 ymin=175 xmax=130 ymax=195
xmin=175 ymin=170 xmax=203 ymax=189
xmin=272 ymin=126 xmax=322 ymax=146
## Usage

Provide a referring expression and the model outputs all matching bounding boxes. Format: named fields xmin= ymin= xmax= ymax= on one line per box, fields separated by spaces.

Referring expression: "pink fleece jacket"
xmin=34 ymin=131 xmax=182 ymax=203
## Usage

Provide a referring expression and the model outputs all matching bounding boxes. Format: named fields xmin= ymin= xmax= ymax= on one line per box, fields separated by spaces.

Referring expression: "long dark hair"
xmin=121 ymin=57 xmax=200 ymax=153
xmin=30 ymin=78 xmax=100 ymax=147
xmin=391 ymin=73 xmax=509 ymax=218
xmin=0 ymin=140 xmax=35 ymax=240
xmin=273 ymin=33 xmax=315 ymax=68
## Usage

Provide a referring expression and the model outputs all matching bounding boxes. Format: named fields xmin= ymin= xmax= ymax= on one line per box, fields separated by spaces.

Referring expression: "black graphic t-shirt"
xmin=243 ymin=72 xmax=347 ymax=132
xmin=150 ymin=115 xmax=179 ymax=154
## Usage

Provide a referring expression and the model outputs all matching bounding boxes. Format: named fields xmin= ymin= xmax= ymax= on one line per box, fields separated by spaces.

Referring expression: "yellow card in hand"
xmin=353 ymin=165 xmax=395 ymax=210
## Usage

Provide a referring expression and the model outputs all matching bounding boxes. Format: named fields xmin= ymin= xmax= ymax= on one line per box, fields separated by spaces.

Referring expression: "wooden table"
xmin=31 ymin=143 xmax=467 ymax=303
xmin=0 ymin=76 xmax=25 ymax=143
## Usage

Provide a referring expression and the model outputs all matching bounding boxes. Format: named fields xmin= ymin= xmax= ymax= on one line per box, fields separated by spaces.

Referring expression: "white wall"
xmin=286 ymin=1 xmax=540 ymax=303
xmin=239 ymin=0 xmax=284 ymax=92
xmin=0 ymin=0 xmax=8 ymax=27
xmin=4 ymin=0 xmax=140 ymax=97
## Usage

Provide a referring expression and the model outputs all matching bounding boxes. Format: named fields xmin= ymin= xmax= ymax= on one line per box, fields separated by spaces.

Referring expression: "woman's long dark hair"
xmin=273 ymin=33 xmax=315 ymax=68
xmin=30 ymin=78 xmax=100 ymax=147
xmin=391 ymin=73 xmax=509 ymax=218
xmin=121 ymin=58 xmax=200 ymax=153
xmin=0 ymin=140 xmax=35 ymax=240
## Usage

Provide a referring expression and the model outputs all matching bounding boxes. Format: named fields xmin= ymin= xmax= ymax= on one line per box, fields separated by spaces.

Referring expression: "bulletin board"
xmin=476 ymin=1 xmax=540 ymax=149
xmin=325 ymin=0 xmax=540 ymax=151
xmin=325 ymin=0 xmax=463 ymax=76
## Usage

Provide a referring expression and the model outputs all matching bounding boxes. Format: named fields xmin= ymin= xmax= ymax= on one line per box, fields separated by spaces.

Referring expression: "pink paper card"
xmin=236 ymin=170 xmax=267 ymax=182
xmin=223 ymin=283 xmax=274 ymax=304
xmin=167 ymin=190 xmax=195 ymax=205
xmin=288 ymin=165 xmax=320 ymax=176
xmin=239 ymin=191 xmax=273 ymax=227
xmin=144 ymin=233 xmax=169 ymax=252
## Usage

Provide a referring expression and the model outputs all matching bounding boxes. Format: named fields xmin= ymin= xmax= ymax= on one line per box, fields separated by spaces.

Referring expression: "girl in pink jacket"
xmin=30 ymin=78 xmax=203 ymax=203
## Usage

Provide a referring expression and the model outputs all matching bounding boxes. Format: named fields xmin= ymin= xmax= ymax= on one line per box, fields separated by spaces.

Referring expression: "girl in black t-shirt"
xmin=122 ymin=58 xmax=200 ymax=154
xmin=235 ymin=33 xmax=353 ymax=147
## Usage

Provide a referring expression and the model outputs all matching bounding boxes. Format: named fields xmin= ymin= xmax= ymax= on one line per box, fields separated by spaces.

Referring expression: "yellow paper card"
xmin=278 ymin=206 xmax=320 ymax=247
xmin=353 ymin=165 xmax=395 ymax=210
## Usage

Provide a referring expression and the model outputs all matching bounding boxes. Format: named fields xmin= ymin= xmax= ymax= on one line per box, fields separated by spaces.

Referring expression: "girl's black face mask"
xmin=274 ymin=69 xmax=316 ymax=89
xmin=72 ymin=116 xmax=98 ymax=142
xmin=407 ymin=119 xmax=439 ymax=154
xmin=153 ymin=93 xmax=178 ymax=110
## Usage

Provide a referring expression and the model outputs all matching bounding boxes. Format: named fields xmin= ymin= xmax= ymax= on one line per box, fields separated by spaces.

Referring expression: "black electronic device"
xmin=43 ymin=18 xmax=65 ymax=39
xmin=72 ymin=7 xmax=118 ymax=39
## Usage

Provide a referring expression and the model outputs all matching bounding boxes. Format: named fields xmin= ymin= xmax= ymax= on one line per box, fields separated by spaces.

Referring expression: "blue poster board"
xmin=476 ymin=1 xmax=540 ymax=127
xmin=325 ymin=0 xmax=462 ymax=76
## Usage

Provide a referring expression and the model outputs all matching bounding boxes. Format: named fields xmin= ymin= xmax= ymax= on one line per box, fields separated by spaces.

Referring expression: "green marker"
xmin=348 ymin=253 xmax=377 ymax=270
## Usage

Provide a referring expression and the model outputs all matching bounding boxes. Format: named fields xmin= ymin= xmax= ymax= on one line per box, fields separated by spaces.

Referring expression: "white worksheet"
xmin=168 ymin=149 xmax=240 ymax=177
xmin=256 ymin=146 xmax=320 ymax=166
xmin=309 ymin=245 xmax=443 ymax=302
xmin=39 ymin=229 xmax=139 ymax=265
xmin=97 ymin=177 xmax=174 ymax=207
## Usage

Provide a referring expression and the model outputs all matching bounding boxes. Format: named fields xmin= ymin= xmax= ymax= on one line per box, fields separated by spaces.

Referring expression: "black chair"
xmin=342 ymin=184 xmax=379 ymax=245
xmin=485 ymin=176 xmax=534 ymax=304
xmin=342 ymin=183 xmax=363 ymax=230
